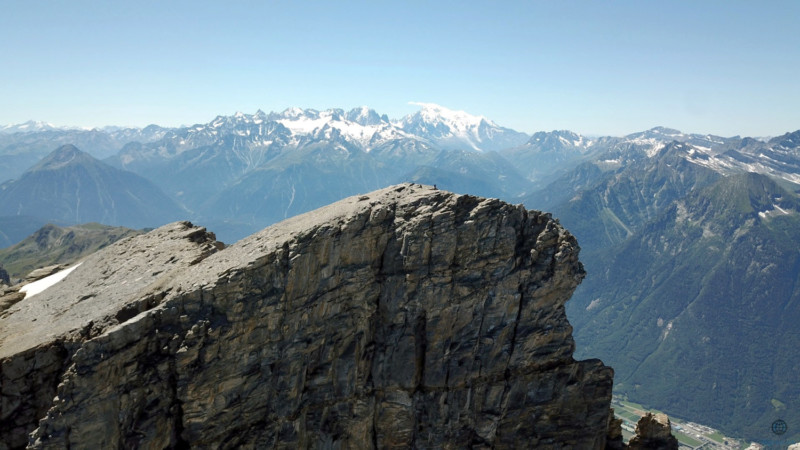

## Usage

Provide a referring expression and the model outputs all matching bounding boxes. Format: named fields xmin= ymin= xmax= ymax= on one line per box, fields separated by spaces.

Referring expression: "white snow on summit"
xmin=276 ymin=108 xmax=384 ymax=144
xmin=397 ymin=102 xmax=528 ymax=152
xmin=405 ymin=102 xmax=495 ymax=130
xmin=0 ymin=120 xmax=63 ymax=134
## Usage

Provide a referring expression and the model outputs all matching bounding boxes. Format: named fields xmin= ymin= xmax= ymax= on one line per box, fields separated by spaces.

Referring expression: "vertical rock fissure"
xmin=414 ymin=310 xmax=427 ymax=393
xmin=168 ymin=351 xmax=189 ymax=449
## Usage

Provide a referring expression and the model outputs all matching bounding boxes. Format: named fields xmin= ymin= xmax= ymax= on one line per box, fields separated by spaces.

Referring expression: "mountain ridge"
xmin=565 ymin=173 xmax=800 ymax=442
xmin=0 ymin=186 xmax=623 ymax=449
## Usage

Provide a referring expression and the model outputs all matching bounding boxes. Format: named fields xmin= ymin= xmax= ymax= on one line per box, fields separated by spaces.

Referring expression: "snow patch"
xmin=759 ymin=203 xmax=794 ymax=219
xmin=19 ymin=263 xmax=82 ymax=299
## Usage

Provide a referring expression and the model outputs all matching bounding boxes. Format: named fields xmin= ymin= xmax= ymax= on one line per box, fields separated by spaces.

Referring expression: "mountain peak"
xmin=345 ymin=106 xmax=386 ymax=126
xmin=399 ymin=102 xmax=528 ymax=152
xmin=768 ymin=129 xmax=800 ymax=149
xmin=32 ymin=145 xmax=92 ymax=171
xmin=406 ymin=102 xmax=494 ymax=128
xmin=281 ymin=107 xmax=308 ymax=119
xmin=649 ymin=126 xmax=683 ymax=135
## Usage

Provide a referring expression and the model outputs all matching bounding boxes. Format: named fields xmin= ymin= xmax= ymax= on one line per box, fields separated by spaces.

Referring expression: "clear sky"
xmin=2 ymin=1 xmax=799 ymax=137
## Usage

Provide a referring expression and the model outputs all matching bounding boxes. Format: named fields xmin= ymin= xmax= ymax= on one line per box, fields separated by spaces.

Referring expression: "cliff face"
xmin=0 ymin=184 xmax=615 ymax=449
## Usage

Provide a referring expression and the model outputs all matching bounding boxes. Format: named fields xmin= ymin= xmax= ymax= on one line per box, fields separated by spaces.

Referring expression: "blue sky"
xmin=2 ymin=1 xmax=798 ymax=136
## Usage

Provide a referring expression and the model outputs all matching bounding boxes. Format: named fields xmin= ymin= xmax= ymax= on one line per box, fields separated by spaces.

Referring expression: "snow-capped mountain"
xmin=681 ymin=130 xmax=800 ymax=184
xmin=397 ymin=103 xmax=529 ymax=152
xmin=272 ymin=107 xmax=400 ymax=147
xmin=0 ymin=121 xmax=65 ymax=134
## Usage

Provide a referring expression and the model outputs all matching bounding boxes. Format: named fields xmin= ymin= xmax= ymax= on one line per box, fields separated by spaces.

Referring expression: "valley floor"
xmin=612 ymin=396 xmax=745 ymax=449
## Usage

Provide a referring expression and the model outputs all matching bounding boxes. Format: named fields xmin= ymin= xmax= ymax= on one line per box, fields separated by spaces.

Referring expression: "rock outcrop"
xmin=627 ymin=413 xmax=679 ymax=450
xmin=1 ymin=184 xmax=616 ymax=449
xmin=0 ymin=265 xmax=9 ymax=286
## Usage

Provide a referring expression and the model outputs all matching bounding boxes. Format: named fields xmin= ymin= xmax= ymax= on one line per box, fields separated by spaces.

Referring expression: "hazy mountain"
xmin=0 ymin=121 xmax=65 ymax=134
xmin=0 ymin=125 xmax=169 ymax=183
xmin=0 ymin=222 xmax=143 ymax=281
xmin=402 ymin=148 xmax=532 ymax=198
xmin=499 ymin=130 xmax=601 ymax=189
xmin=0 ymin=145 xmax=186 ymax=229
xmin=567 ymin=173 xmax=800 ymax=442
xmin=194 ymin=134 xmax=392 ymax=241
xmin=531 ymin=142 xmax=722 ymax=253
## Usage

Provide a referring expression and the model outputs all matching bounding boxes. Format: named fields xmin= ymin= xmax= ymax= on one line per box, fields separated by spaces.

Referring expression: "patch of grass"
xmin=620 ymin=400 xmax=645 ymax=410
xmin=617 ymin=410 xmax=640 ymax=423
xmin=707 ymin=431 xmax=724 ymax=443
xmin=675 ymin=431 xmax=703 ymax=447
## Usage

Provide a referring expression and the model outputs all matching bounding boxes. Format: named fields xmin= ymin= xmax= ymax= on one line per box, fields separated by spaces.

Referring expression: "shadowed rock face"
xmin=1 ymin=184 xmax=615 ymax=449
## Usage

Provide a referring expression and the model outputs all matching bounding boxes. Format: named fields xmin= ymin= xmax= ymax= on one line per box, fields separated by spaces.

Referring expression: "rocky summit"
xmin=1 ymin=184 xmax=618 ymax=449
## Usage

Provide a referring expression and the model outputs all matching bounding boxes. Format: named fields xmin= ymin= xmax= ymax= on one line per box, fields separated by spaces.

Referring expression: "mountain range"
xmin=1 ymin=104 xmax=799 ymax=443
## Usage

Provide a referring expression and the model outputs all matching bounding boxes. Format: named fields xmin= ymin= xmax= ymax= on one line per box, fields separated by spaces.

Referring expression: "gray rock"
xmin=2 ymin=184 xmax=617 ymax=449
xmin=23 ymin=265 xmax=68 ymax=283
xmin=0 ymin=221 xmax=222 ymax=450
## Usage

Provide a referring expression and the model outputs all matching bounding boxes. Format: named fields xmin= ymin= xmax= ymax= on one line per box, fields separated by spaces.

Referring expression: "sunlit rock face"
xmin=1 ymin=184 xmax=615 ymax=449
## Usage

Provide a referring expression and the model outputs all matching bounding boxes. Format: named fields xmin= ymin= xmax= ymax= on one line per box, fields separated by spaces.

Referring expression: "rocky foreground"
xmin=0 ymin=184 xmax=672 ymax=449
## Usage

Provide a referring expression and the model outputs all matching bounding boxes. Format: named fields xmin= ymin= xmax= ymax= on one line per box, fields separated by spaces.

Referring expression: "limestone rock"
xmin=0 ymin=221 xmax=222 ymax=450
xmin=0 ymin=289 xmax=25 ymax=315
xmin=23 ymin=265 xmax=68 ymax=283
xmin=627 ymin=412 xmax=679 ymax=450
xmin=1 ymin=184 xmax=616 ymax=449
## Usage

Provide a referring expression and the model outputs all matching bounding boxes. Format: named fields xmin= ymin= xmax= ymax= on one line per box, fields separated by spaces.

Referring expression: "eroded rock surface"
xmin=2 ymin=184 xmax=616 ymax=449
xmin=0 ymin=222 xmax=222 ymax=450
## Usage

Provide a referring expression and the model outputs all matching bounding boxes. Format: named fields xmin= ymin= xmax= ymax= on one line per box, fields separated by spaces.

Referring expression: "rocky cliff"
xmin=1 ymin=184 xmax=617 ymax=449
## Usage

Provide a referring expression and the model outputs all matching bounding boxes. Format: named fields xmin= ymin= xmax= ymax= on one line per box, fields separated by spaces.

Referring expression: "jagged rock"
xmin=627 ymin=413 xmax=679 ymax=450
xmin=1 ymin=184 xmax=615 ymax=449
xmin=605 ymin=408 xmax=625 ymax=450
